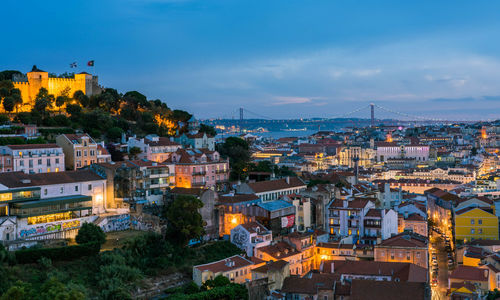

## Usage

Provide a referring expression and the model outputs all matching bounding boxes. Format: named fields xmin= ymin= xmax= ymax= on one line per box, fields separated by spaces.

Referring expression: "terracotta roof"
xmin=257 ymin=242 xmax=300 ymax=259
xmin=247 ymin=177 xmax=306 ymax=193
xmin=281 ymin=274 xmax=336 ymax=295
xmin=377 ymin=232 xmax=427 ymax=248
xmin=6 ymin=144 xmax=60 ymax=150
xmin=218 ymin=193 xmax=260 ymax=204
xmin=193 ymin=255 xmax=253 ymax=273
xmin=251 ymin=260 xmax=288 ymax=274
xmin=365 ymin=209 xmax=382 ymax=218
xmin=467 ymin=239 xmax=500 ymax=247
xmin=350 ymin=280 xmax=427 ymax=300
xmin=97 ymin=145 xmax=110 ymax=155
xmin=321 ymin=260 xmax=427 ymax=282
xmin=455 ymin=206 xmax=494 ymax=216
xmin=317 ymin=242 xmax=354 ymax=250
xmin=449 ymin=266 xmax=488 ymax=282
xmin=405 ymin=213 xmax=425 ymax=221
xmin=0 ymin=170 xmax=103 ymax=188
xmin=170 ymin=187 xmax=208 ymax=196
xmin=145 ymin=137 xmax=180 ymax=147
xmin=239 ymin=221 xmax=268 ymax=234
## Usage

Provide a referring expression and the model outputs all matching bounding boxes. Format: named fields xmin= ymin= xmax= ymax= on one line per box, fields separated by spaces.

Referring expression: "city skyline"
xmin=2 ymin=0 xmax=500 ymax=120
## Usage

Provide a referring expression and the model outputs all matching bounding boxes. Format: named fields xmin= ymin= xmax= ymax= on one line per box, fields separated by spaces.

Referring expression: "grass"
xmin=100 ymin=230 xmax=147 ymax=251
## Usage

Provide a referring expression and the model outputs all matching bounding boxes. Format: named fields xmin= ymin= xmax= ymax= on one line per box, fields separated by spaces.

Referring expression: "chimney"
xmin=285 ymin=176 xmax=290 ymax=184
xmin=343 ymin=200 xmax=348 ymax=208
xmin=331 ymin=262 xmax=335 ymax=273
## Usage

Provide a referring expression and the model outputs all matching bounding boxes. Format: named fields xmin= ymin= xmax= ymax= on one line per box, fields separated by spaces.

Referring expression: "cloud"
xmin=271 ymin=96 xmax=313 ymax=105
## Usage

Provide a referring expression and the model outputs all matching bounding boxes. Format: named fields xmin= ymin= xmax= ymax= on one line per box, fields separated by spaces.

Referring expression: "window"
xmin=479 ymin=229 xmax=483 ymax=234
xmin=75 ymin=185 xmax=79 ymax=192
xmin=60 ymin=187 xmax=64 ymax=194
xmin=76 ymin=150 xmax=82 ymax=157
xmin=20 ymin=160 xmax=24 ymax=167
xmin=478 ymin=219 xmax=483 ymax=225
xmin=471 ymin=228 xmax=475 ymax=234
xmin=84 ymin=150 xmax=87 ymax=157
xmin=391 ymin=251 xmax=395 ymax=260
xmin=406 ymin=252 xmax=411 ymax=260
xmin=55 ymin=158 xmax=59 ymax=164
xmin=88 ymin=184 xmax=92 ymax=191
xmin=471 ymin=219 xmax=475 ymax=225
xmin=38 ymin=159 xmax=42 ymax=165
xmin=44 ymin=189 xmax=47 ymax=195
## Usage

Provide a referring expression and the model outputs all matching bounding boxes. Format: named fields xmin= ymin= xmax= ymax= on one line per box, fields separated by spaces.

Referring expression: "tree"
xmin=2 ymin=96 xmax=14 ymax=115
xmin=217 ymin=137 xmax=251 ymax=180
xmin=33 ymin=88 xmax=54 ymax=116
xmin=73 ymin=90 xmax=89 ymax=107
xmin=202 ymin=275 xmax=230 ymax=290
xmin=55 ymin=95 xmax=68 ymax=113
xmin=75 ymin=223 xmax=106 ymax=246
xmin=66 ymin=104 xmax=82 ymax=120
xmin=128 ymin=147 xmax=142 ymax=160
xmin=163 ymin=195 xmax=204 ymax=247
xmin=106 ymin=127 xmax=124 ymax=141
xmin=199 ymin=124 xmax=217 ymax=136
xmin=123 ymin=91 xmax=148 ymax=109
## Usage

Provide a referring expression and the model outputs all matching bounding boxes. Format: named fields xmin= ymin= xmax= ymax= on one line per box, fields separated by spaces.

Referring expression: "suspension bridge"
xmin=216 ymin=103 xmax=492 ymax=124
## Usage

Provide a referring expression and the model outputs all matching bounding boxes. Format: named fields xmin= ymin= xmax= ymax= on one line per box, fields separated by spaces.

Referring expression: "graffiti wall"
xmin=18 ymin=216 xmax=96 ymax=239
xmin=99 ymin=214 xmax=131 ymax=232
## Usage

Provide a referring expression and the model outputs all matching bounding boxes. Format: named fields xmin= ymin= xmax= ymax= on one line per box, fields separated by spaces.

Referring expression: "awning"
xmin=11 ymin=195 xmax=92 ymax=209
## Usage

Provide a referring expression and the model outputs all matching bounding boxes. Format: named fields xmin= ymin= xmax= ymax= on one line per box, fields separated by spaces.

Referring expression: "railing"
xmin=192 ymin=171 xmax=206 ymax=176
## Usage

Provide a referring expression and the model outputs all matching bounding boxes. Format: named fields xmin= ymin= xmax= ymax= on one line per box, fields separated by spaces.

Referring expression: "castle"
xmin=12 ymin=65 xmax=102 ymax=111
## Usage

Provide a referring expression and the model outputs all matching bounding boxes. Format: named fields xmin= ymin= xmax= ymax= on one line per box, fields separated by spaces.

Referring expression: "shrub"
xmin=76 ymin=223 xmax=106 ymax=246
xmin=14 ymin=243 xmax=100 ymax=264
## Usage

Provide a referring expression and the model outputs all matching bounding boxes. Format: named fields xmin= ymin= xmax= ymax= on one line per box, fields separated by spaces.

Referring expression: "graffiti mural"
xmin=19 ymin=219 xmax=81 ymax=238
xmin=101 ymin=214 xmax=131 ymax=232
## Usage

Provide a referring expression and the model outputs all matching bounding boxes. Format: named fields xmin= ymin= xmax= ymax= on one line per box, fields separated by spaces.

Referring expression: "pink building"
xmin=168 ymin=148 xmax=229 ymax=189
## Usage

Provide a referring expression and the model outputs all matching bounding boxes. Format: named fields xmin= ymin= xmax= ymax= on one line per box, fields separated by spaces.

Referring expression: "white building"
xmin=0 ymin=144 xmax=65 ymax=174
xmin=376 ymin=142 xmax=429 ymax=163
xmin=230 ymin=221 xmax=272 ymax=256
xmin=127 ymin=135 xmax=181 ymax=163
xmin=0 ymin=170 xmax=107 ymax=242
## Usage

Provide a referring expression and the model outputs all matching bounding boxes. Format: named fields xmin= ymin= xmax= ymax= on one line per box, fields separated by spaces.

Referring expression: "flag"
xmin=87 ymin=60 xmax=94 ymax=67
xmin=70 ymin=62 xmax=77 ymax=68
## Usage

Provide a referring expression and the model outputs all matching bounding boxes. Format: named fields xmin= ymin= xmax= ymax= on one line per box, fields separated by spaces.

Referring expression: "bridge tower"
xmin=370 ymin=103 xmax=375 ymax=127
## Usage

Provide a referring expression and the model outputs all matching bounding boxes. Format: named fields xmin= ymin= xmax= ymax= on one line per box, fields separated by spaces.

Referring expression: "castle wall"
xmin=7 ymin=71 xmax=101 ymax=113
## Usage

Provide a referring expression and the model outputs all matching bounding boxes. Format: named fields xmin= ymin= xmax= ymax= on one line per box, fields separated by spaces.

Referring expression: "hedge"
xmin=15 ymin=242 xmax=100 ymax=264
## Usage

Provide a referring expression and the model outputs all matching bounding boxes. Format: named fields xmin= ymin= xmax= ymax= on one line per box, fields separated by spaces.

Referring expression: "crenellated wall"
xmin=7 ymin=70 xmax=101 ymax=113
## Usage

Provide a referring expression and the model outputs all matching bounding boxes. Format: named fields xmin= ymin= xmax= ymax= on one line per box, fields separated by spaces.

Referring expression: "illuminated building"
xmin=0 ymin=170 xmax=107 ymax=241
xmin=193 ymin=255 xmax=255 ymax=287
xmin=56 ymin=134 xmax=98 ymax=170
xmin=374 ymin=232 xmax=428 ymax=269
xmin=9 ymin=65 xmax=102 ymax=112
xmin=126 ymin=135 xmax=181 ymax=163
xmin=0 ymin=144 xmax=64 ymax=174
xmin=168 ymin=148 xmax=229 ymax=190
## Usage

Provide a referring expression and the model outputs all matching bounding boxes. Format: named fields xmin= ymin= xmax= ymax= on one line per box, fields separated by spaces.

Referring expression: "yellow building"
xmin=10 ymin=65 xmax=101 ymax=112
xmin=454 ymin=207 xmax=499 ymax=242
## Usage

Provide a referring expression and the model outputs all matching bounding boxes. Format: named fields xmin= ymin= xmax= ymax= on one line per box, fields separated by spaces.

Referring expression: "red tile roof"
xmin=193 ymin=255 xmax=253 ymax=273
xmin=449 ymin=266 xmax=488 ymax=282
xmin=377 ymin=232 xmax=427 ymax=248
xmin=321 ymin=260 xmax=427 ymax=282
xmin=0 ymin=170 xmax=104 ymax=187
xmin=350 ymin=280 xmax=427 ymax=300
xmin=247 ymin=177 xmax=306 ymax=193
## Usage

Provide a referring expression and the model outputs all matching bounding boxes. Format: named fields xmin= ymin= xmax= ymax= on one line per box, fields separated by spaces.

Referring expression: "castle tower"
xmin=26 ymin=65 xmax=49 ymax=106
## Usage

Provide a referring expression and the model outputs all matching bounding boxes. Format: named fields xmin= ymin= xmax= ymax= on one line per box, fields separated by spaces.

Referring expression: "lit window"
xmin=471 ymin=219 xmax=475 ymax=225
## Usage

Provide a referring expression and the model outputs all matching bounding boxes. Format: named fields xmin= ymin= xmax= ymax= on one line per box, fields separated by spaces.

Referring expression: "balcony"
xmin=192 ymin=171 xmax=206 ymax=176
xmin=192 ymin=182 xmax=206 ymax=187
xmin=215 ymin=169 xmax=228 ymax=174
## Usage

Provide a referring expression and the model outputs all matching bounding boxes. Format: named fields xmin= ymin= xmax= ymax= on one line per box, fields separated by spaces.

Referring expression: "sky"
xmin=2 ymin=0 xmax=500 ymax=120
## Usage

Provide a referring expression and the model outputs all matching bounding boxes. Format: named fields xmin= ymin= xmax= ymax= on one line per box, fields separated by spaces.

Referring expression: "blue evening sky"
xmin=2 ymin=0 xmax=500 ymax=120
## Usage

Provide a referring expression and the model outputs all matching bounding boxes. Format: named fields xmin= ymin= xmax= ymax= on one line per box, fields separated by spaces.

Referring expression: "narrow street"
xmin=430 ymin=231 xmax=450 ymax=300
